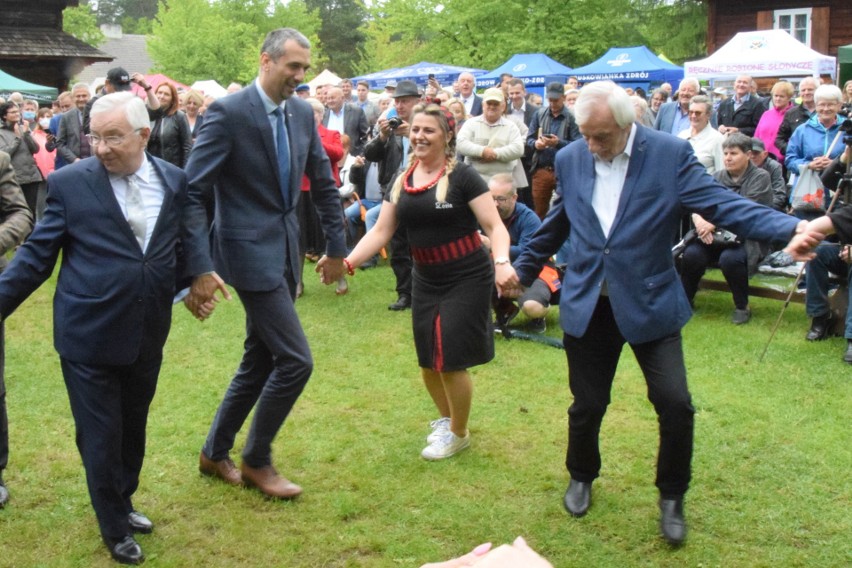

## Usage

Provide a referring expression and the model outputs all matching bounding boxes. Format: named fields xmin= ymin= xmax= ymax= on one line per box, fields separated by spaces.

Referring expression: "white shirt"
xmin=510 ymin=102 xmax=526 ymax=122
xmin=327 ymin=107 xmax=345 ymax=134
xmin=590 ymin=123 xmax=637 ymax=239
xmin=109 ymin=154 xmax=165 ymax=253
xmin=462 ymin=95 xmax=475 ymax=116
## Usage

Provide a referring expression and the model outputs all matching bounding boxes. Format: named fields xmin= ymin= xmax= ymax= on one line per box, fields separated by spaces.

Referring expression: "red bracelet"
xmin=342 ymin=258 xmax=355 ymax=276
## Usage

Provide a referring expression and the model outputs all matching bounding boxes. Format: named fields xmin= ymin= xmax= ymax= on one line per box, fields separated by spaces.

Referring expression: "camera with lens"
xmin=386 ymin=116 xmax=402 ymax=130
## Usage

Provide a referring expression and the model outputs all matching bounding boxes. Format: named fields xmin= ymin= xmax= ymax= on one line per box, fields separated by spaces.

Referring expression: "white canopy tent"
xmin=191 ymin=80 xmax=228 ymax=98
xmin=685 ymin=30 xmax=836 ymax=80
xmin=307 ymin=69 xmax=342 ymax=95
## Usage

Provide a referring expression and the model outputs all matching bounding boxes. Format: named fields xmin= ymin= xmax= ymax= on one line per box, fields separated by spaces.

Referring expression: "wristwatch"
xmin=493 ymin=256 xmax=510 ymax=265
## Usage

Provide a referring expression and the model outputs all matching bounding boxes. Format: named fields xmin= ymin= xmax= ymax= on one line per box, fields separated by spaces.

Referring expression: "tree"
xmin=305 ymin=0 xmax=367 ymax=78
xmin=63 ymin=4 xmax=106 ymax=48
xmin=147 ymin=0 xmax=323 ymax=86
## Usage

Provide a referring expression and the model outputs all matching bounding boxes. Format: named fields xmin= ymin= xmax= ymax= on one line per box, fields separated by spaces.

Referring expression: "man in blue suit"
xmin=183 ymin=28 xmax=346 ymax=500
xmin=654 ymin=77 xmax=717 ymax=136
xmin=0 ymin=92 xmax=192 ymax=564
xmin=510 ymin=82 xmax=802 ymax=546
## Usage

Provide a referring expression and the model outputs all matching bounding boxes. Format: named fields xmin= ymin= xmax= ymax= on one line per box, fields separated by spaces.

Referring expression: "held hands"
xmin=784 ymin=219 xmax=826 ymax=261
xmin=315 ymin=256 xmax=345 ymax=285
xmin=185 ymin=272 xmax=232 ymax=321
xmin=495 ymin=263 xmax=522 ymax=298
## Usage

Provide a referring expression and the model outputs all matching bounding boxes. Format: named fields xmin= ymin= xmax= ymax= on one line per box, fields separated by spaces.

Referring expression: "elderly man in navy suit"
xmin=0 ymin=92 xmax=193 ymax=564
xmin=506 ymin=81 xmax=803 ymax=546
xmin=183 ymin=28 xmax=346 ymax=500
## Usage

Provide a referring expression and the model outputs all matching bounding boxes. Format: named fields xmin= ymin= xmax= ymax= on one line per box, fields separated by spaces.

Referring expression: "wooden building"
xmin=706 ymin=1 xmax=852 ymax=58
xmin=0 ymin=0 xmax=111 ymax=93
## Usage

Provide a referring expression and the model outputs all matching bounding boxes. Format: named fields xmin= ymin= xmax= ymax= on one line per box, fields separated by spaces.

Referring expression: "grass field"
xmin=0 ymin=261 xmax=849 ymax=567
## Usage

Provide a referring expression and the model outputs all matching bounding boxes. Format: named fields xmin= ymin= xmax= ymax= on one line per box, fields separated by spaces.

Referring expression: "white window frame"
xmin=774 ymin=7 xmax=813 ymax=47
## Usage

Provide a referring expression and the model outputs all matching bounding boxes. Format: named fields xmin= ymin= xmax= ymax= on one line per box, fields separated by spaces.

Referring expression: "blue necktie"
xmin=274 ymin=107 xmax=291 ymax=208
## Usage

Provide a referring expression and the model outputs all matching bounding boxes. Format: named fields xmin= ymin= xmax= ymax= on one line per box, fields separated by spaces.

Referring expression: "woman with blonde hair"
xmin=182 ymin=89 xmax=205 ymax=140
xmin=321 ymin=104 xmax=516 ymax=460
xmin=754 ymin=81 xmax=794 ymax=161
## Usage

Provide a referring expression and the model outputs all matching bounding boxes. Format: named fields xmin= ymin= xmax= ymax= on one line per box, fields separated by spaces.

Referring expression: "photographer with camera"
xmin=680 ymin=133 xmax=773 ymax=324
xmin=363 ymin=80 xmax=421 ymax=310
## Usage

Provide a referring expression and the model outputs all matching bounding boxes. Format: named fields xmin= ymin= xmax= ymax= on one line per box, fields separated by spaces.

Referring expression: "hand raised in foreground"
xmin=420 ymin=536 xmax=553 ymax=568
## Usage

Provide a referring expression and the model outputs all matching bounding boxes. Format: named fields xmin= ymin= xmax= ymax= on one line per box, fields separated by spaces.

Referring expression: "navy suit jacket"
xmin=183 ymin=84 xmax=345 ymax=294
xmin=323 ymin=103 xmax=369 ymax=157
xmin=0 ymin=155 xmax=186 ymax=365
xmin=468 ymin=94 xmax=483 ymax=117
xmin=514 ymin=126 xmax=799 ymax=344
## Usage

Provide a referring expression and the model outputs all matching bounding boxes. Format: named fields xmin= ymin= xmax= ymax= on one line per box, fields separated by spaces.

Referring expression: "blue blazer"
xmin=0 ymin=155 xmax=186 ymax=365
xmin=514 ymin=126 xmax=800 ymax=344
xmin=183 ymin=84 xmax=346 ymax=293
xmin=469 ymin=94 xmax=483 ymax=117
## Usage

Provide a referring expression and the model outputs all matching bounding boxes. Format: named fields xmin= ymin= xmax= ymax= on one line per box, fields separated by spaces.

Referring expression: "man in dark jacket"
xmin=774 ymin=77 xmax=818 ymax=158
xmin=717 ymin=75 xmax=765 ymax=137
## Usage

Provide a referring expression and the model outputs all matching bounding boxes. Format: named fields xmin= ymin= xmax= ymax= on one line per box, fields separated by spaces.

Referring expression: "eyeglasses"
xmin=493 ymin=195 xmax=515 ymax=203
xmin=85 ymin=129 xmax=141 ymax=148
xmin=688 ymin=110 xmax=705 ymax=116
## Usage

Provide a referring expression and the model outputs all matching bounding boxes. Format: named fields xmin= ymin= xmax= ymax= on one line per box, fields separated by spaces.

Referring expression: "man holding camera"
xmin=363 ymin=79 xmax=420 ymax=310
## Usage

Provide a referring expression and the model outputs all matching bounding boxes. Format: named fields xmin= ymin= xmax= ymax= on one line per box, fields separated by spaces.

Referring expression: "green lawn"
xmin=0 ymin=262 xmax=849 ymax=567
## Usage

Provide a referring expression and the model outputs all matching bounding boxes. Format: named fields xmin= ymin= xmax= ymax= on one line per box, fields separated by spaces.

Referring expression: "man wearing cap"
xmin=364 ymin=79 xmax=420 ymax=310
xmin=525 ymin=81 xmax=580 ymax=219
xmin=457 ymin=72 xmax=482 ymax=117
xmin=750 ymin=138 xmax=787 ymax=211
xmin=457 ymin=88 xmax=524 ymax=182
xmin=82 ymin=68 xmax=161 ymax=135
xmin=295 ymin=84 xmax=311 ymax=99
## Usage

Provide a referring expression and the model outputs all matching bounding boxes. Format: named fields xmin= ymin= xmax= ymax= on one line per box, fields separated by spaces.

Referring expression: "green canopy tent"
xmin=839 ymin=44 xmax=852 ymax=88
xmin=0 ymin=68 xmax=57 ymax=104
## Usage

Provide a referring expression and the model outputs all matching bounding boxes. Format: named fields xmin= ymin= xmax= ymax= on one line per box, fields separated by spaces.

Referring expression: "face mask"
xmin=39 ymin=118 xmax=51 ymax=129
xmin=22 ymin=111 xmax=36 ymax=121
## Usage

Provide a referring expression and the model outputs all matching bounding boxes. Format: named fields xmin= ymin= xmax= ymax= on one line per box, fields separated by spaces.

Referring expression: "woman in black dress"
xmin=329 ymin=104 xmax=516 ymax=460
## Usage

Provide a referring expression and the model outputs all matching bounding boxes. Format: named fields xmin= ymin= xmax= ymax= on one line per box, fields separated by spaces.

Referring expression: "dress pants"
xmin=562 ymin=296 xmax=694 ymax=498
xmin=0 ymin=321 xmax=7 ymax=477
xmin=531 ymin=168 xmax=556 ymax=220
xmin=60 ymin=355 xmax=161 ymax=541
xmin=680 ymin=241 xmax=749 ymax=309
xmin=203 ymin=279 xmax=313 ymax=468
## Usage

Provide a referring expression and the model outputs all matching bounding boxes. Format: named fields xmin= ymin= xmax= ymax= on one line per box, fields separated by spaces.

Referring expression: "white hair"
xmin=678 ymin=77 xmax=700 ymax=92
xmin=573 ymin=81 xmax=635 ymax=128
xmin=90 ymin=92 xmax=149 ymax=130
xmin=814 ymin=84 xmax=842 ymax=105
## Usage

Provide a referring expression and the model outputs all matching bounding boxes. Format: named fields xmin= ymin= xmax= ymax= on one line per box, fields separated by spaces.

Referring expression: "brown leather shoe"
xmin=199 ymin=451 xmax=242 ymax=486
xmin=240 ymin=463 xmax=302 ymax=499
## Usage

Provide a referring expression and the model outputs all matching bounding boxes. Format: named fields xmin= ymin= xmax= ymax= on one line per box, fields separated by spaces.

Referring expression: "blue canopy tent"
xmin=476 ymin=53 xmax=573 ymax=97
xmin=0 ymin=68 xmax=57 ymax=103
xmin=352 ymin=62 xmax=487 ymax=90
xmin=570 ymin=46 xmax=683 ymax=92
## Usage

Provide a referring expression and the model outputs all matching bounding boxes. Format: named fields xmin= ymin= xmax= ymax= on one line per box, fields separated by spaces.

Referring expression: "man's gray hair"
xmin=574 ymin=81 xmax=634 ymax=128
xmin=261 ymin=28 xmax=310 ymax=59
xmin=798 ymin=77 xmax=818 ymax=91
xmin=488 ymin=172 xmax=515 ymax=191
xmin=678 ymin=77 xmax=700 ymax=93
xmin=72 ymin=82 xmax=90 ymax=94
xmin=90 ymin=92 xmax=149 ymax=131
xmin=814 ymin=84 xmax=842 ymax=105
xmin=689 ymin=95 xmax=712 ymax=115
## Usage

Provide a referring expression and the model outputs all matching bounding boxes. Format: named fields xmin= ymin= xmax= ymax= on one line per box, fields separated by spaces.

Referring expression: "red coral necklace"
xmin=404 ymin=160 xmax=447 ymax=194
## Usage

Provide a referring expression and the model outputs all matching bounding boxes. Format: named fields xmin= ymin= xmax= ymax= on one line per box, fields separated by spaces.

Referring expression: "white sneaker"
xmin=426 ymin=417 xmax=451 ymax=444
xmin=421 ymin=430 xmax=470 ymax=460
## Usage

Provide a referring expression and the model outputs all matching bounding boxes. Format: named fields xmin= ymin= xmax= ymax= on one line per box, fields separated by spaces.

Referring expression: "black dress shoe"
xmin=105 ymin=535 xmax=145 ymax=565
xmin=806 ymin=312 xmax=833 ymax=341
xmin=562 ymin=479 xmax=591 ymax=517
xmin=843 ymin=340 xmax=852 ymax=365
xmin=128 ymin=510 xmax=153 ymax=534
xmin=388 ymin=295 xmax=411 ymax=311
xmin=0 ymin=481 xmax=8 ymax=508
xmin=659 ymin=497 xmax=687 ymax=546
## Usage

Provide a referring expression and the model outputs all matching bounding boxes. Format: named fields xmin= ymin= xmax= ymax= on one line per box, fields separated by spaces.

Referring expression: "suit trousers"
xmin=680 ymin=241 xmax=749 ymax=309
xmin=0 ymin=321 xmax=7 ymax=474
xmin=203 ymin=279 xmax=313 ymax=468
xmin=562 ymin=296 xmax=694 ymax=498
xmin=531 ymin=168 xmax=556 ymax=220
xmin=60 ymin=355 xmax=161 ymax=540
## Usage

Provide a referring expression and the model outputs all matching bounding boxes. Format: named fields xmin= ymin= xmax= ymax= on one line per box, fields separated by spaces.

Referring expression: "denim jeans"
xmin=805 ymin=242 xmax=852 ymax=338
